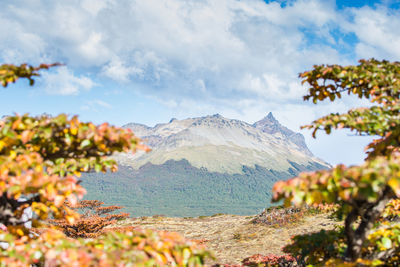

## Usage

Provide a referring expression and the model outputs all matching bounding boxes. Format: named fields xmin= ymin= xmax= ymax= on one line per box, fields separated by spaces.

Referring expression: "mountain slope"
xmin=115 ymin=113 xmax=328 ymax=174
xmin=81 ymin=113 xmax=329 ymax=217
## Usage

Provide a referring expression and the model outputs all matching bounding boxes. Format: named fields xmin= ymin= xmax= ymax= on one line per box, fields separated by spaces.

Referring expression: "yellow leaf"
xmin=16 ymin=228 xmax=24 ymax=236
xmin=0 ymin=181 xmax=5 ymax=190
xmin=32 ymin=202 xmax=48 ymax=214
xmin=388 ymin=178 xmax=400 ymax=196
xmin=46 ymin=183 xmax=56 ymax=198
xmin=9 ymin=150 xmax=16 ymax=159
xmin=66 ymin=215 xmax=76 ymax=224
xmin=14 ymin=192 xmax=21 ymax=199
xmin=35 ymin=165 xmax=43 ymax=172
xmin=70 ymin=127 xmax=78 ymax=135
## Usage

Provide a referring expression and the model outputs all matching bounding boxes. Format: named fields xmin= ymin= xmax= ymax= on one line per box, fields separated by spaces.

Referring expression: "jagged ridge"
xmin=117 ymin=113 xmax=329 ymax=174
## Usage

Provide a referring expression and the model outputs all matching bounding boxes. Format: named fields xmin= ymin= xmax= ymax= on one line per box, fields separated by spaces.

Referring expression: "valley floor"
xmin=122 ymin=213 xmax=338 ymax=265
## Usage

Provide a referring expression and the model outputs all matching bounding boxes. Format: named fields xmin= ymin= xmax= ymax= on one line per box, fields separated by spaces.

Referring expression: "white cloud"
xmin=102 ymin=57 xmax=144 ymax=82
xmin=81 ymin=0 xmax=115 ymax=16
xmin=1 ymin=0 xmax=398 ymax=135
xmin=93 ymin=99 xmax=111 ymax=109
xmin=77 ymin=32 xmax=110 ymax=65
xmin=81 ymin=99 xmax=112 ymax=111
xmin=41 ymin=67 xmax=96 ymax=95
xmin=349 ymin=6 xmax=400 ymax=60
xmin=0 ymin=0 xmax=343 ymax=99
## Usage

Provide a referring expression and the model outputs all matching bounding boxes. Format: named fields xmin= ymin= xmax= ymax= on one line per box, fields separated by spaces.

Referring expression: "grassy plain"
xmin=117 ymin=213 xmax=338 ymax=265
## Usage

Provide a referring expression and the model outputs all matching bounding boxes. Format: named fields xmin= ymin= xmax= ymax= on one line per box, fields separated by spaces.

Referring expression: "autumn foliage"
xmin=0 ymin=63 xmax=209 ymax=266
xmin=0 ymin=110 xmax=143 ymax=227
xmin=1 ymin=228 xmax=209 ymax=266
xmin=50 ymin=200 xmax=130 ymax=238
xmin=0 ymin=63 xmax=61 ymax=87
xmin=241 ymin=254 xmax=297 ymax=266
xmin=217 ymin=254 xmax=297 ymax=267
xmin=273 ymin=59 xmax=400 ymax=265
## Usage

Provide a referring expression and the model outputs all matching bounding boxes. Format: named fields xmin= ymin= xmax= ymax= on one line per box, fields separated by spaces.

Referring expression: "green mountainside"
xmin=81 ymin=113 xmax=329 ymax=217
xmin=81 ymin=159 xmax=326 ymax=217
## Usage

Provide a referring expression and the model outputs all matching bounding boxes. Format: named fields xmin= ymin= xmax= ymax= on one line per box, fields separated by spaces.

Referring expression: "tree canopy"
xmin=273 ymin=59 xmax=400 ymax=265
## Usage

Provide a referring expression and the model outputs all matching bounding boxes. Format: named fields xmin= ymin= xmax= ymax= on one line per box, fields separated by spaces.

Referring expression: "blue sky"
xmin=1 ymin=0 xmax=399 ymax=166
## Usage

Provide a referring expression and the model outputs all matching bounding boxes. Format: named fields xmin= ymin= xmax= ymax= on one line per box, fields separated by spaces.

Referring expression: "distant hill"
xmin=81 ymin=113 xmax=329 ymax=217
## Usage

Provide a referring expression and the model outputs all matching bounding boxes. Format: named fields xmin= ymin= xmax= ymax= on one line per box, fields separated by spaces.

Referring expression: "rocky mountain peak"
xmin=266 ymin=112 xmax=277 ymax=121
xmin=253 ymin=113 xmax=312 ymax=156
xmin=253 ymin=112 xmax=280 ymax=130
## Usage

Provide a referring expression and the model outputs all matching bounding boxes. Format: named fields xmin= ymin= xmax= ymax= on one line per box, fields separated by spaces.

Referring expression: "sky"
xmin=0 ymin=0 xmax=399 ymax=166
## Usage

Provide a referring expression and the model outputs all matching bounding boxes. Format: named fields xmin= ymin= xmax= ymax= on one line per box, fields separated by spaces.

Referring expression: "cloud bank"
xmin=0 ymin=0 xmax=399 ymax=129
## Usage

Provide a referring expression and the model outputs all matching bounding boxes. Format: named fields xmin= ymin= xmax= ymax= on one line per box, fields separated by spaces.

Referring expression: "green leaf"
xmin=95 ymin=163 xmax=102 ymax=173
xmin=382 ymin=237 xmax=392 ymax=249
xmin=80 ymin=139 xmax=91 ymax=148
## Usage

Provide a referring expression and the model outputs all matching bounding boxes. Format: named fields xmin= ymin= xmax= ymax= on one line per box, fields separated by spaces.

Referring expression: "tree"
xmin=272 ymin=59 xmax=400 ymax=265
xmin=0 ymin=63 xmax=209 ymax=266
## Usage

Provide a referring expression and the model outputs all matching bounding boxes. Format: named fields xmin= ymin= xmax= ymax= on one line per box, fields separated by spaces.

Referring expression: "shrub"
xmin=0 ymin=63 xmax=210 ymax=266
xmin=252 ymin=206 xmax=305 ymax=227
xmin=50 ymin=200 xmax=130 ymax=238
xmin=241 ymin=254 xmax=297 ymax=267
xmin=273 ymin=59 xmax=400 ymax=264
xmin=214 ymin=254 xmax=297 ymax=267
xmin=252 ymin=204 xmax=335 ymax=227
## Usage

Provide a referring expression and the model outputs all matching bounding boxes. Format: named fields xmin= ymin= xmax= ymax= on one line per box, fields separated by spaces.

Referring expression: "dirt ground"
xmin=123 ymin=214 xmax=338 ymax=265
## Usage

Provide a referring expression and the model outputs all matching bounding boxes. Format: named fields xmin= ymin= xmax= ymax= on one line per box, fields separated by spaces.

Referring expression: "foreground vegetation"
xmin=1 ymin=58 xmax=400 ymax=266
xmin=0 ymin=64 xmax=209 ymax=266
xmin=273 ymin=59 xmax=400 ymax=265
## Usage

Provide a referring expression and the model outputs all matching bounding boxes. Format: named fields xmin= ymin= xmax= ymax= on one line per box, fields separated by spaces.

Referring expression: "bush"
xmin=214 ymin=254 xmax=297 ymax=267
xmin=252 ymin=204 xmax=335 ymax=227
xmin=50 ymin=200 xmax=130 ymax=238
xmin=242 ymin=254 xmax=297 ymax=267
xmin=0 ymin=63 xmax=210 ymax=266
xmin=273 ymin=59 xmax=400 ymax=264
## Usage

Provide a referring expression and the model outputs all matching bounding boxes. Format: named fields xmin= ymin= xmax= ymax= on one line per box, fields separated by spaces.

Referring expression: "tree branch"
xmin=0 ymin=194 xmax=39 ymax=226
xmin=344 ymin=186 xmax=395 ymax=261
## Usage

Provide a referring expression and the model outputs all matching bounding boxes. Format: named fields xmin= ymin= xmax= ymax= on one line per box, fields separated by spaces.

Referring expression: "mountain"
xmin=253 ymin=112 xmax=312 ymax=155
xmin=81 ymin=113 xmax=329 ymax=217
xmin=115 ymin=113 xmax=326 ymax=174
